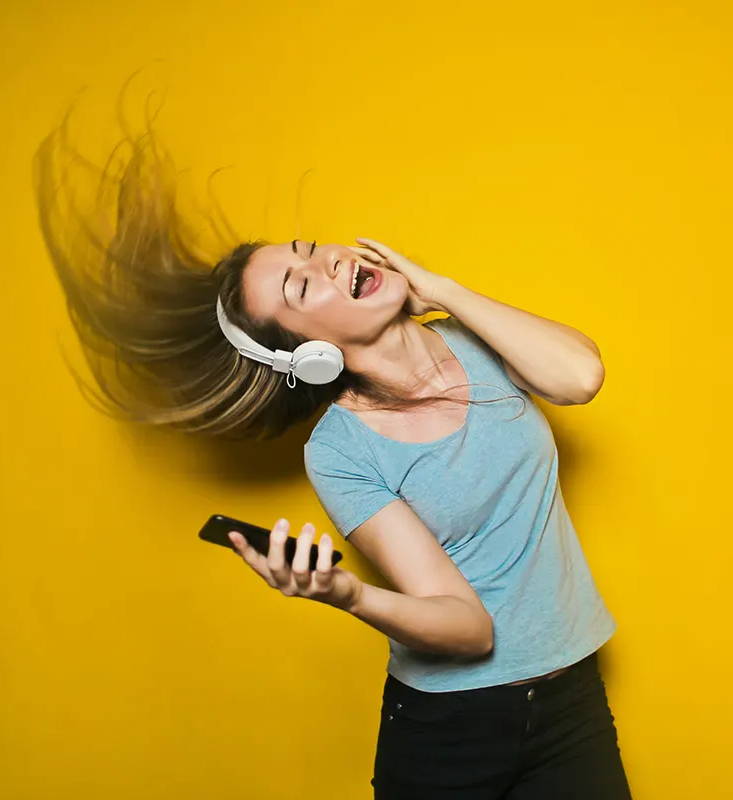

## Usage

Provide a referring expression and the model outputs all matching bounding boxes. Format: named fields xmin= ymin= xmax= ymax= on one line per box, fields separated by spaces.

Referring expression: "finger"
xmin=346 ymin=246 xmax=386 ymax=265
xmin=267 ymin=518 xmax=290 ymax=584
xmin=291 ymin=523 xmax=316 ymax=590
xmin=347 ymin=245 xmax=380 ymax=257
xmin=229 ymin=531 xmax=257 ymax=561
xmin=247 ymin=552 xmax=279 ymax=588
xmin=312 ymin=532 xmax=334 ymax=590
xmin=355 ymin=237 xmax=391 ymax=257
xmin=230 ymin=532 xmax=278 ymax=588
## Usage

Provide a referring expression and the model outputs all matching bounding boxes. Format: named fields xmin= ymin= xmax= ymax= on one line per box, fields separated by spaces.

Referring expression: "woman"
xmin=34 ymin=113 xmax=633 ymax=798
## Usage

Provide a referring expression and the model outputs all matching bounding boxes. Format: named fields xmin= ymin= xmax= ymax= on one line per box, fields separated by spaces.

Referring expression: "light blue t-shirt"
xmin=303 ymin=314 xmax=616 ymax=691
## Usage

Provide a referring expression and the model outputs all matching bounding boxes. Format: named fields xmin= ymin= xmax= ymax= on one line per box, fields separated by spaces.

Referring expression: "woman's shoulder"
xmin=305 ymin=400 xmax=366 ymax=454
xmin=422 ymin=313 xmax=456 ymax=334
xmin=303 ymin=411 xmax=379 ymax=485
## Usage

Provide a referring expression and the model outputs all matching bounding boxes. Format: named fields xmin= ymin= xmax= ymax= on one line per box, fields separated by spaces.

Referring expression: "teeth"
xmin=351 ymin=264 xmax=360 ymax=297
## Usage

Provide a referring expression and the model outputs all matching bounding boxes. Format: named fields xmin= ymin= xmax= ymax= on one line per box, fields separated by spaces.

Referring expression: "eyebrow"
xmin=281 ymin=239 xmax=299 ymax=308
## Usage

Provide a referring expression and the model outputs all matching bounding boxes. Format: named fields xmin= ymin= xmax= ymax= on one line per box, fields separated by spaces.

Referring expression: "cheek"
xmin=311 ymin=299 xmax=353 ymax=330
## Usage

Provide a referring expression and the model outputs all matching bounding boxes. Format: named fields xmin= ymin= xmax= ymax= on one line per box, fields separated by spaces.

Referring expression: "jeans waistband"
xmin=386 ymin=650 xmax=599 ymax=704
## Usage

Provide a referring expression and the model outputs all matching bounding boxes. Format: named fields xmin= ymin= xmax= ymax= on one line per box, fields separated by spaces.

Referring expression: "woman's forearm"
xmin=343 ymin=581 xmax=494 ymax=658
xmin=437 ymin=278 xmax=604 ymax=404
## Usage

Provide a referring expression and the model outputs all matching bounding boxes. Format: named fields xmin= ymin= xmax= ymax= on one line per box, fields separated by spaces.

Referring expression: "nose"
xmin=295 ymin=246 xmax=355 ymax=296
xmin=304 ymin=247 xmax=350 ymax=280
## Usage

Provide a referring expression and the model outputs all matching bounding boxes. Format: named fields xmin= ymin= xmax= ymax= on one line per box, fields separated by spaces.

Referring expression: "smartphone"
xmin=198 ymin=513 xmax=344 ymax=571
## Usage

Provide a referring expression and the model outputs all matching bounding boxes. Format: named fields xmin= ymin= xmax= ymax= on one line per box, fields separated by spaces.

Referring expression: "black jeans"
xmin=371 ymin=651 xmax=633 ymax=799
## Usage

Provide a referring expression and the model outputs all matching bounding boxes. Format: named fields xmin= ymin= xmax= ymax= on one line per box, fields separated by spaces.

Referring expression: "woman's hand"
xmin=348 ymin=237 xmax=453 ymax=316
xmin=228 ymin=518 xmax=363 ymax=613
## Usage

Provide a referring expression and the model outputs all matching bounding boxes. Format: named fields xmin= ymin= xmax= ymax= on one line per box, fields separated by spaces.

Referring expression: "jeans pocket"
xmin=381 ymin=687 xmax=465 ymax=727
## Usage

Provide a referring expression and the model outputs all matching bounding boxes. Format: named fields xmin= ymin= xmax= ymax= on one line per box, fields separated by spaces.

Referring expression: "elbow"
xmin=571 ymin=363 xmax=605 ymax=405
xmin=579 ymin=359 xmax=605 ymax=404
xmin=449 ymin=598 xmax=494 ymax=658
xmin=472 ymin=641 xmax=493 ymax=658
xmin=470 ymin=613 xmax=494 ymax=657
xmin=478 ymin=632 xmax=494 ymax=657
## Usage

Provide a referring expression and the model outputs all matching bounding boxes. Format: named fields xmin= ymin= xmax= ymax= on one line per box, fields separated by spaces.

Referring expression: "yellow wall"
xmin=1 ymin=1 xmax=731 ymax=797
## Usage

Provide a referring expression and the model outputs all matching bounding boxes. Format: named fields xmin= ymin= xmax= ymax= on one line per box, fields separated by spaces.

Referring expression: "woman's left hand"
xmin=348 ymin=237 xmax=452 ymax=316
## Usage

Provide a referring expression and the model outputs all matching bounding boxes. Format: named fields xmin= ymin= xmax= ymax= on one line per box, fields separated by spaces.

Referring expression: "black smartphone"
xmin=198 ymin=513 xmax=344 ymax=571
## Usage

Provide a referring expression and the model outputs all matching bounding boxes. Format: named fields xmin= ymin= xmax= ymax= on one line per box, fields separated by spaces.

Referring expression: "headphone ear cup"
xmin=291 ymin=340 xmax=344 ymax=385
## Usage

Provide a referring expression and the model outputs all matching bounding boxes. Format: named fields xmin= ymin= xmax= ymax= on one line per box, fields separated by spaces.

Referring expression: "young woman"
xmin=34 ymin=115 xmax=633 ymax=799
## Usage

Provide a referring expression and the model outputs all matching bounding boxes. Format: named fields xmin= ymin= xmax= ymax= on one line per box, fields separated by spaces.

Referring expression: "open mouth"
xmin=350 ymin=263 xmax=382 ymax=299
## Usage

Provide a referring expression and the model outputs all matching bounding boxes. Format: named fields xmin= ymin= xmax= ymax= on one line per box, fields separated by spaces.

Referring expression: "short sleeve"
xmin=432 ymin=314 xmax=529 ymax=396
xmin=303 ymin=439 xmax=400 ymax=538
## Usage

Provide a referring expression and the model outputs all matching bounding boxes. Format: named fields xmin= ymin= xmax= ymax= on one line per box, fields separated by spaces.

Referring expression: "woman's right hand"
xmin=228 ymin=518 xmax=363 ymax=613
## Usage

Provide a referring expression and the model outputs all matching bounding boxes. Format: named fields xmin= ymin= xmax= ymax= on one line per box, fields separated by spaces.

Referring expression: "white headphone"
xmin=215 ymin=296 xmax=344 ymax=389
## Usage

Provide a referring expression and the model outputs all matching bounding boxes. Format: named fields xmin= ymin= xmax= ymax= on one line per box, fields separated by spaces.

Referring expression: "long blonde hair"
xmin=33 ymin=94 xmax=524 ymax=441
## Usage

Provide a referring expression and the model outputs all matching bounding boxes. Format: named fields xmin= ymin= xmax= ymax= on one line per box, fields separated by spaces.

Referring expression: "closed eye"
xmin=300 ymin=240 xmax=316 ymax=300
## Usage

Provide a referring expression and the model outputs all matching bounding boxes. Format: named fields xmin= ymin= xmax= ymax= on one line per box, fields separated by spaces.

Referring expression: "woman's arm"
xmin=350 ymin=237 xmax=604 ymax=405
xmin=346 ymin=583 xmax=493 ymax=658
xmin=437 ymin=279 xmax=605 ymax=405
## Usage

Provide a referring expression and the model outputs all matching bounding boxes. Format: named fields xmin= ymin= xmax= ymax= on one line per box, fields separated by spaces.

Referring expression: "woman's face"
xmin=241 ymin=239 xmax=409 ymax=345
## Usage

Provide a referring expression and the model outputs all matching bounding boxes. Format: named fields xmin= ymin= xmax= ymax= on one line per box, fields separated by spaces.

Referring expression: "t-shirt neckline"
xmin=329 ymin=320 xmax=474 ymax=447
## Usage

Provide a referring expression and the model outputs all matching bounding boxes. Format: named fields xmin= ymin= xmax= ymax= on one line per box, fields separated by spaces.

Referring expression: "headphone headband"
xmin=215 ymin=296 xmax=344 ymax=388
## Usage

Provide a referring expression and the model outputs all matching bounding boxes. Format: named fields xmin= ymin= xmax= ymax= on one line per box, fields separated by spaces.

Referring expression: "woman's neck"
xmin=334 ymin=320 xmax=457 ymax=410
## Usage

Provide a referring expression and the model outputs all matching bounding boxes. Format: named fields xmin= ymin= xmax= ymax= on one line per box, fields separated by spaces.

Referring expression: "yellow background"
xmin=2 ymin=1 xmax=731 ymax=797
